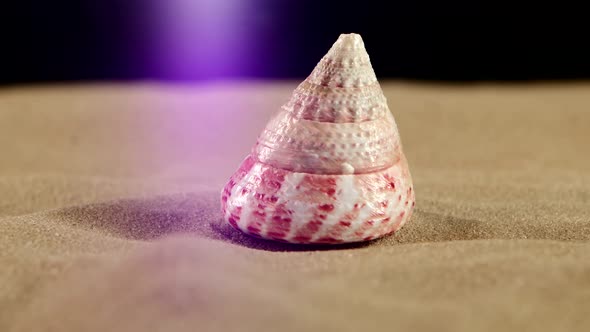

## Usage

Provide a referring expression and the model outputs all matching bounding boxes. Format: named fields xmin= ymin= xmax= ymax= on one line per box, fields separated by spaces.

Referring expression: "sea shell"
xmin=221 ymin=33 xmax=414 ymax=244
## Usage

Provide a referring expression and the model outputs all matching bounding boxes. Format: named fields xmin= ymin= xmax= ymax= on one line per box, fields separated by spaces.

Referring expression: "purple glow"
xmin=149 ymin=0 xmax=260 ymax=79
xmin=135 ymin=83 xmax=297 ymax=186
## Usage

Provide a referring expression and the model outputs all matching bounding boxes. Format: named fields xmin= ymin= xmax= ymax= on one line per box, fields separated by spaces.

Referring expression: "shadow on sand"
xmin=52 ymin=191 xmax=376 ymax=252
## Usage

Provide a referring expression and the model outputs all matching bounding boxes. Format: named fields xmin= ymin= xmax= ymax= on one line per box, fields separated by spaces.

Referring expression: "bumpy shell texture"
xmin=221 ymin=33 xmax=414 ymax=244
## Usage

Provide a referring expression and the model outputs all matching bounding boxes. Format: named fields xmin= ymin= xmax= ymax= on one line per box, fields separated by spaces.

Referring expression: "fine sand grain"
xmin=1 ymin=82 xmax=589 ymax=331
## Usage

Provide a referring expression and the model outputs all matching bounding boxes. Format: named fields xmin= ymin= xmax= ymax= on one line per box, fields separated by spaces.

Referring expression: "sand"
xmin=1 ymin=81 xmax=589 ymax=331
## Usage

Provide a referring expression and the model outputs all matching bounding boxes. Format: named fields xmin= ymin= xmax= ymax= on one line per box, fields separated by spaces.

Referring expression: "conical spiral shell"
xmin=221 ymin=33 xmax=414 ymax=244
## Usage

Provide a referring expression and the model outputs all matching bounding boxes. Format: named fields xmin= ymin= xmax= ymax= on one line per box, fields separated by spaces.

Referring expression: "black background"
xmin=1 ymin=0 xmax=589 ymax=84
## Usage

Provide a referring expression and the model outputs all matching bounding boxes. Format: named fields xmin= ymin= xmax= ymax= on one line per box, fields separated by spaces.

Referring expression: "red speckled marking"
xmin=247 ymin=225 xmax=262 ymax=235
xmin=233 ymin=206 xmax=242 ymax=215
xmin=384 ymin=174 xmax=396 ymax=188
xmin=294 ymin=220 xmax=323 ymax=239
xmin=323 ymin=218 xmax=356 ymax=240
xmin=246 ymin=210 xmax=266 ymax=234
xmin=258 ymin=165 xmax=286 ymax=195
xmin=253 ymin=210 xmax=266 ymax=218
xmin=289 ymin=175 xmax=339 ymax=240
xmin=246 ymin=216 xmax=265 ymax=235
xmin=222 ymin=157 xmax=257 ymax=222
xmin=222 ymin=155 xmax=415 ymax=244
xmin=242 ymin=160 xmax=288 ymax=235
xmin=319 ymin=204 xmax=335 ymax=212
xmin=376 ymin=207 xmax=404 ymax=237
xmin=375 ymin=208 xmax=405 ymax=237
xmin=334 ymin=208 xmax=360 ymax=236
xmin=353 ymin=220 xmax=375 ymax=237
xmin=230 ymin=157 xmax=256 ymax=187
xmin=292 ymin=235 xmax=312 ymax=243
xmin=301 ymin=175 xmax=338 ymax=199
xmin=266 ymin=204 xmax=292 ymax=240
xmin=316 ymin=237 xmax=343 ymax=244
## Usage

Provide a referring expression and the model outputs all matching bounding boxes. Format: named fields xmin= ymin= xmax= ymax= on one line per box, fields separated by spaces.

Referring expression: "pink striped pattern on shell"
xmin=221 ymin=33 xmax=414 ymax=244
